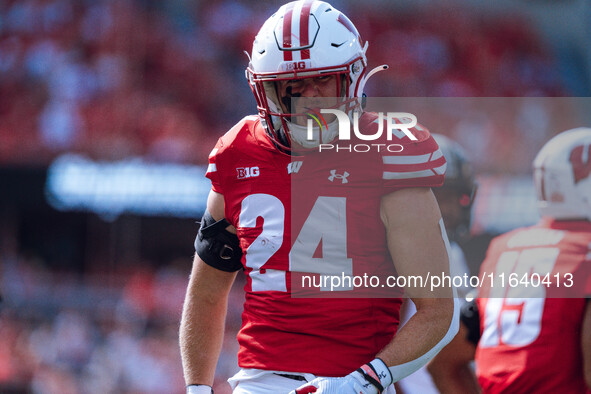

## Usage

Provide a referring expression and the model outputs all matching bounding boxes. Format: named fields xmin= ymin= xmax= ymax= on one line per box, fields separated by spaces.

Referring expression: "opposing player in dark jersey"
xmin=179 ymin=2 xmax=459 ymax=393
xmin=428 ymin=127 xmax=591 ymax=394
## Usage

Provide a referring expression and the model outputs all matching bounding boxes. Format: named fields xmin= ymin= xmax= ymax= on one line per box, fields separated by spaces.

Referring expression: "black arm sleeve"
xmin=460 ymin=299 xmax=481 ymax=346
xmin=194 ymin=211 xmax=243 ymax=272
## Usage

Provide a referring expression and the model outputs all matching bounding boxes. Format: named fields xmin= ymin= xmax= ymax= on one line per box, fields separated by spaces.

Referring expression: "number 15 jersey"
xmin=476 ymin=219 xmax=591 ymax=393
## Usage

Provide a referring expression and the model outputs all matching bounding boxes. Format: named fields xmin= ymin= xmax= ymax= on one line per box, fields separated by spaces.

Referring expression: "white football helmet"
xmin=246 ymin=0 xmax=385 ymax=150
xmin=533 ymin=127 xmax=591 ymax=221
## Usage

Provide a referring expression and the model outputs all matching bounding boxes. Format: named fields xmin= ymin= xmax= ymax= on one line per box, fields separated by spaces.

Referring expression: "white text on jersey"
xmin=237 ymin=167 xmax=260 ymax=179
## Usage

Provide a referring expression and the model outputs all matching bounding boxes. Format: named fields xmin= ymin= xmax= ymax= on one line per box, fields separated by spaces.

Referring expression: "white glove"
xmin=186 ymin=385 xmax=213 ymax=394
xmin=290 ymin=359 xmax=393 ymax=394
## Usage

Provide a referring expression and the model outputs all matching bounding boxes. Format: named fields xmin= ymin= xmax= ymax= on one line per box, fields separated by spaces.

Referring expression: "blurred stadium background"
xmin=0 ymin=0 xmax=589 ymax=393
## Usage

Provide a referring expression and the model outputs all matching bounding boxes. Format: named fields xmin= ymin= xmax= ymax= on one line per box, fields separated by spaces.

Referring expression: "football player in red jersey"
xmin=179 ymin=2 xmax=458 ymax=393
xmin=428 ymin=127 xmax=591 ymax=394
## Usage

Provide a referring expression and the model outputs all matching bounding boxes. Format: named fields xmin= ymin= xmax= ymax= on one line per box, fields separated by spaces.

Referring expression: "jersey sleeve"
xmin=205 ymin=141 xmax=223 ymax=194
xmin=380 ymin=125 xmax=446 ymax=192
xmin=204 ymin=116 xmax=257 ymax=194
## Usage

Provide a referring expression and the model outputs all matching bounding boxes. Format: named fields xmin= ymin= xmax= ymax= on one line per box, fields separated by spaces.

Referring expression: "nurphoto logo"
xmin=307 ymin=109 xmax=418 ymax=153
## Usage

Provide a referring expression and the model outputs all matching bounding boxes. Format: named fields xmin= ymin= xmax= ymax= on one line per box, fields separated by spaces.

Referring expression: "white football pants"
xmin=229 ymin=368 xmax=396 ymax=394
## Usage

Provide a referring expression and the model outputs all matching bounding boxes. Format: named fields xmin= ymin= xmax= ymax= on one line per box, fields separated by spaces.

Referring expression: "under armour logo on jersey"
xmin=236 ymin=166 xmax=260 ymax=179
xmin=328 ymin=170 xmax=349 ymax=184
xmin=288 ymin=161 xmax=303 ymax=174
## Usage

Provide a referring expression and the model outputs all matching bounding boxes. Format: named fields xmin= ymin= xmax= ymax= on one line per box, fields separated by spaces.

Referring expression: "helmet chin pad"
xmin=285 ymin=118 xmax=340 ymax=149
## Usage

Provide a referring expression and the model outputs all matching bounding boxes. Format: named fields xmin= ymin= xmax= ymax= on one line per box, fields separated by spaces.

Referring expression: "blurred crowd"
xmin=0 ymin=0 xmax=258 ymax=165
xmin=0 ymin=253 xmax=244 ymax=393
xmin=0 ymin=0 xmax=574 ymax=167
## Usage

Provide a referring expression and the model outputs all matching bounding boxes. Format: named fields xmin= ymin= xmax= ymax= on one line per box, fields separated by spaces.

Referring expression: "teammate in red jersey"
xmin=179 ymin=2 xmax=458 ymax=393
xmin=428 ymin=127 xmax=591 ymax=394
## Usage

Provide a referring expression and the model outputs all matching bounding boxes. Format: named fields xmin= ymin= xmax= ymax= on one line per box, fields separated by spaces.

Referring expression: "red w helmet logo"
xmin=569 ymin=144 xmax=591 ymax=184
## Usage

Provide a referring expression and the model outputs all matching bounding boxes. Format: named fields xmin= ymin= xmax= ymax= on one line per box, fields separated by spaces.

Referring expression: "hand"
xmin=290 ymin=359 xmax=393 ymax=394
xmin=290 ymin=373 xmax=377 ymax=394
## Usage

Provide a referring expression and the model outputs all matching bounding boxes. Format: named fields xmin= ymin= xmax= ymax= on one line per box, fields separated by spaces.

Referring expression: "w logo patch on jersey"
xmin=288 ymin=161 xmax=303 ymax=174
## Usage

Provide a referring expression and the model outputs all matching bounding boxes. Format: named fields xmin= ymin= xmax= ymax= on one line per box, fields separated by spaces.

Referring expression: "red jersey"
xmin=476 ymin=219 xmax=591 ymax=394
xmin=206 ymin=113 xmax=445 ymax=376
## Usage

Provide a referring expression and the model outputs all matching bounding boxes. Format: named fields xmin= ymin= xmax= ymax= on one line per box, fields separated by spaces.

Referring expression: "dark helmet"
xmin=432 ymin=133 xmax=477 ymax=241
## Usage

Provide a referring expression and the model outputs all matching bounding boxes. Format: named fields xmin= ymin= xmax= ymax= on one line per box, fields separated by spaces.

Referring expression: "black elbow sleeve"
xmin=194 ymin=210 xmax=243 ymax=272
xmin=460 ymin=298 xmax=481 ymax=346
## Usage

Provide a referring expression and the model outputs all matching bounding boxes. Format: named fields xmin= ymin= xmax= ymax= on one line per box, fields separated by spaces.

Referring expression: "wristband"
xmin=187 ymin=384 xmax=213 ymax=394
xmin=357 ymin=358 xmax=393 ymax=392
